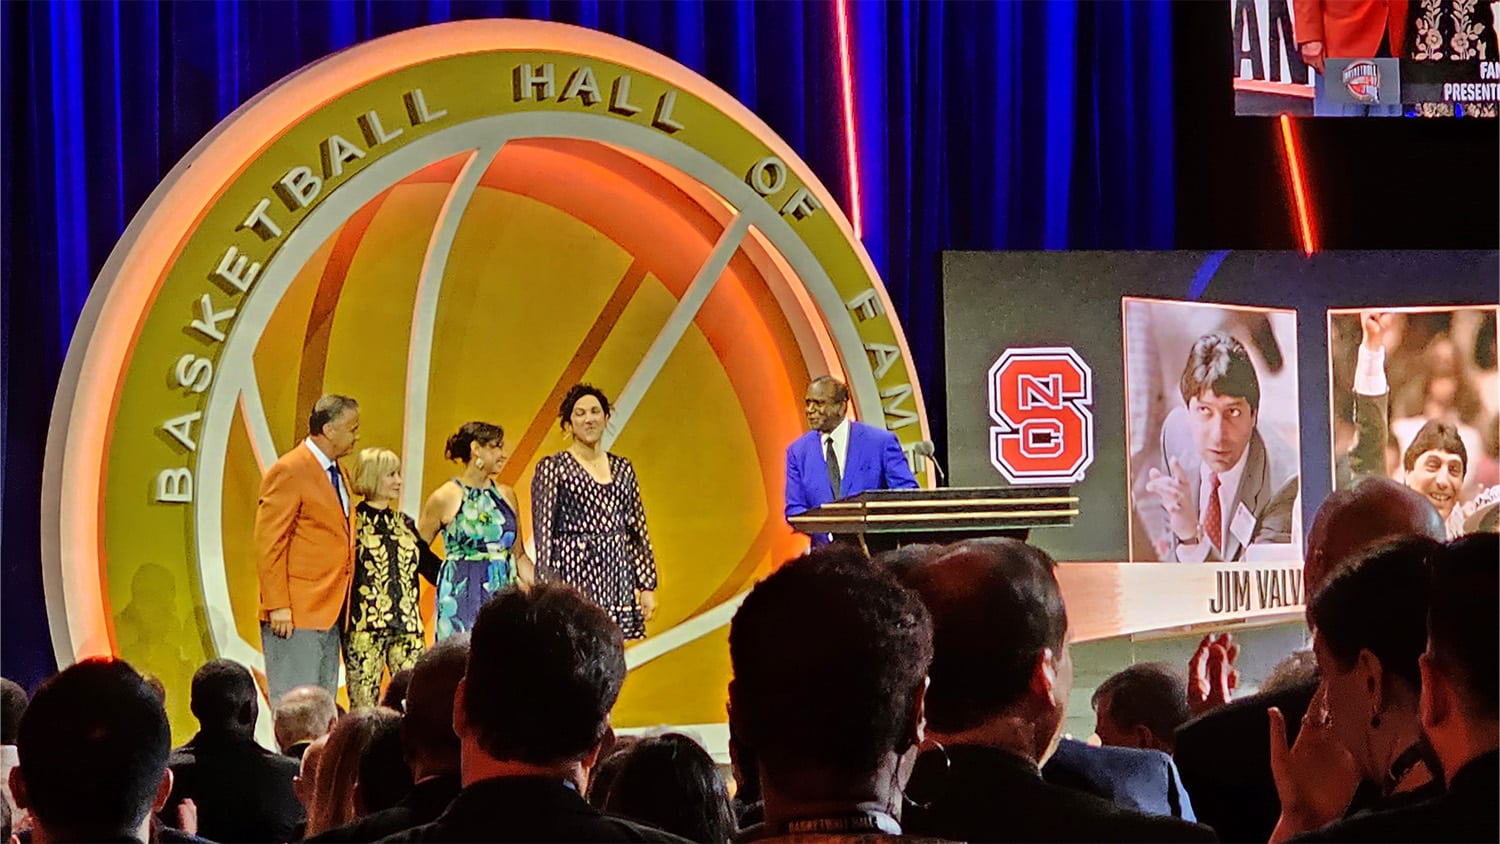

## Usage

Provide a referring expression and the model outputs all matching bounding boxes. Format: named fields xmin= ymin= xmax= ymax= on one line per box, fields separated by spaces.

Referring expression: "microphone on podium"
xmin=911 ymin=440 xmax=946 ymax=485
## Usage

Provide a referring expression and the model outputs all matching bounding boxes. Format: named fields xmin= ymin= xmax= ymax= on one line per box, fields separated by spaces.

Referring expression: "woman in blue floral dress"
xmin=418 ymin=421 xmax=534 ymax=638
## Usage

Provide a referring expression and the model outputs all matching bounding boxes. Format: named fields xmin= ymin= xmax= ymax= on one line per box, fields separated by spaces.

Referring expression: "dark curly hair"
xmin=729 ymin=545 xmax=933 ymax=789
xmin=445 ymin=421 xmax=504 ymax=463
xmin=558 ymin=383 xmax=611 ymax=431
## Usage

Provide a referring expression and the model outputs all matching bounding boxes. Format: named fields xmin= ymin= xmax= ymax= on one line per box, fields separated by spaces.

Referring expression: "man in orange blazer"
xmin=255 ymin=394 xmax=360 ymax=701
xmin=1294 ymin=0 xmax=1408 ymax=115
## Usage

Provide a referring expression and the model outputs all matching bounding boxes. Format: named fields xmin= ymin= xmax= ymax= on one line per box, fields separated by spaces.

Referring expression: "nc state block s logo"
xmin=988 ymin=347 xmax=1094 ymax=484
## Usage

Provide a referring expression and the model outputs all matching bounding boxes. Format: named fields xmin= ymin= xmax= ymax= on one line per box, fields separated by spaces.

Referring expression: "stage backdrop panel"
xmin=944 ymin=250 xmax=1498 ymax=568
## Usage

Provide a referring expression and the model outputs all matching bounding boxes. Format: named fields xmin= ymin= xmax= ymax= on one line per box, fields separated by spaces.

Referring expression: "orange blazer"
xmin=254 ymin=443 xmax=355 ymax=630
xmin=1293 ymin=0 xmax=1408 ymax=59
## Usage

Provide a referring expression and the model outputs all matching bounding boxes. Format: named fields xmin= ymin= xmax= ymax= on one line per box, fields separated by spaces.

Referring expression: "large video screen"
xmin=943 ymin=251 xmax=1498 ymax=563
xmin=1232 ymin=0 xmax=1500 ymax=117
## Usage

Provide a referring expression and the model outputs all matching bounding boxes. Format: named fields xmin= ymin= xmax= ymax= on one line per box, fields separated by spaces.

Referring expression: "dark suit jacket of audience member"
xmin=1289 ymin=750 xmax=1499 ymax=843
xmin=903 ymin=744 xmax=1217 ymax=842
xmin=159 ymin=730 xmax=304 ymax=844
xmin=1043 ymin=738 xmax=1197 ymax=821
xmin=309 ymin=773 xmax=460 ymax=842
xmin=376 ymin=776 xmax=690 ymax=842
xmin=1171 ymin=679 xmax=1316 ymax=843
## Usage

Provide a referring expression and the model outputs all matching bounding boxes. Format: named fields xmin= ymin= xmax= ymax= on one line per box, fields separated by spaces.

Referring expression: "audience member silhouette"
xmin=1042 ymin=739 xmax=1199 ymax=821
xmin=1267 ymin=537 xmax=1445 ymax=840
xmin=382 ymin=668 xmax=416 ymax=712
xmin=305 ymin=707 xmax=402 ymax=836
xmin=901 ymin=538 xmax=1215 ymax=842
xmin=276 ymin=685 xmax=338 ymax=760
xmin=354 ymin=714 xmax=411 ymax=815
xmin=729 ymin=545 xmax=932 ymax=841
xmin=603 ymin=733 xmax=735 ymax=843
xmin=159 ymin=658 xmax=303 ymax=843
xmin=1173 ymin=477 xmax=1445 ymax=842
xmin=10 ymin=659 xmax=172 ymax=843
xmin=383 ymin=584 xmax=683 ymax=842
xmin=1285 ymin=533 xmax=1499 ymax=843
xmin=1093 ymin=663 xmax=1190 ymax=754
xmin=2 ymin=677 xmax=27 ymax=832
xmin=311 ymin=636 xmax=470 ymax=842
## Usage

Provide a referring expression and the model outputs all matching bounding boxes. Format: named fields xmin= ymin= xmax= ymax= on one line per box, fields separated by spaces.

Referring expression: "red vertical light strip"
xmin=834 ymin=0 xmax=863 ymax=239
xmin=1278 ymin=114 xmax=1317 ymax=256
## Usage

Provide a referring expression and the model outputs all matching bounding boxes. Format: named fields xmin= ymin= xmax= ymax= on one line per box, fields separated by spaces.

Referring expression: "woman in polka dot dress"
xmin=531 ymin=384 xmax=658 ymax=639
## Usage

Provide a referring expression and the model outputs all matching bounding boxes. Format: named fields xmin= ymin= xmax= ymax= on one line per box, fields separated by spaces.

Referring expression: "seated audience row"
xmin=3 ymin=479 xmax=1493 ymax=844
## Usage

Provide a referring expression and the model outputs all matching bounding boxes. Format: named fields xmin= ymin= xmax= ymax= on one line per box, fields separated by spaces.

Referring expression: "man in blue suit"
xmin=785 ymin=376 xmax=918 ymax=545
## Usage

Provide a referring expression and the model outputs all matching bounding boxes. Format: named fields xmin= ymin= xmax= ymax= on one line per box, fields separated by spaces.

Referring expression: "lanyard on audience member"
xmin=775 ymin=810 xmax=901 ymax=836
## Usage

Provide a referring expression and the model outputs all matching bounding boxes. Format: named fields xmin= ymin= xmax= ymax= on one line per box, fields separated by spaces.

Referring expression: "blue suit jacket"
xmin=784 ymin=420 xmax=918 ymax=541
xmin=1042 ymin=738 xmax=1197 ymax=822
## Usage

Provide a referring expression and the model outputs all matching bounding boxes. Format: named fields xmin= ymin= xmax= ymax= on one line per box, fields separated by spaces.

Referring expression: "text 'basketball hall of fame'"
xmin=988 ymin=347 xmax=1095 ymax=485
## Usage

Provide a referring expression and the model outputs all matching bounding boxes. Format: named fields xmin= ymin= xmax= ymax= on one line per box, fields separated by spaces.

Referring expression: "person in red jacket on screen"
xmin=1293 ymin=0 xmax=1408 ymax=115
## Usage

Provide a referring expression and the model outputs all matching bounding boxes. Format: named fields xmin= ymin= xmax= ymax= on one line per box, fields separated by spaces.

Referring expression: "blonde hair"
xmin=351 ymin=447 xmax=400 ymax=499
xmin=305 ymin=707 xmax=401 ymax=836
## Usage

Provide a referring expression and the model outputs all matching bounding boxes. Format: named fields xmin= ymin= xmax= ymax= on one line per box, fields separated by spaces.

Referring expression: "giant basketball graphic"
xmin=41 ymin=20 xmax=929 ymax=742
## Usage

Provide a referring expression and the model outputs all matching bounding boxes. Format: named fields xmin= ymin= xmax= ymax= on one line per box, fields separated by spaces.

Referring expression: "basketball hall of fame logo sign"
xmin=42 ymin=20 xmax=929 ymax=740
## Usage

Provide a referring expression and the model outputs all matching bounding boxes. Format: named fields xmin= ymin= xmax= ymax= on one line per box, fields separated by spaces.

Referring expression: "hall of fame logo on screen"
xmin=41 ymin=20 xmax=929 ymax=741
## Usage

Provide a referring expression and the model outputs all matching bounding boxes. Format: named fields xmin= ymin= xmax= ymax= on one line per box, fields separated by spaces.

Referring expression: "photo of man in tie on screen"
xmin=1124 ymin=300 xmax=1303 ymax=563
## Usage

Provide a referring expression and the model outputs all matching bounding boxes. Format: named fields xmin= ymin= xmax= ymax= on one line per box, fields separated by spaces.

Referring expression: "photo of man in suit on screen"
xmin=1124 ymin=300 xmax=1302 ymax=563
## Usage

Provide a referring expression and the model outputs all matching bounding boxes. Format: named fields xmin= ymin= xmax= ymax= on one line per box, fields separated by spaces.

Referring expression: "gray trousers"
xmin=261 ymin=622 xmax=341 ymax=703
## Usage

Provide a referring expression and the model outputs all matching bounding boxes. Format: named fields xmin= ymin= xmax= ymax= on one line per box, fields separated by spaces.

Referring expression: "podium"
xmin=787 ymin=486 xmax=1078 ymax=554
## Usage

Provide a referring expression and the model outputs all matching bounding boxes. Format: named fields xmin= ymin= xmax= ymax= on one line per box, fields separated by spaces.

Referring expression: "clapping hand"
xmin=1268 ymin=686 xmax=1361 ymax=843
xmin=1187 ymin=633 xmax=1239 ymax=716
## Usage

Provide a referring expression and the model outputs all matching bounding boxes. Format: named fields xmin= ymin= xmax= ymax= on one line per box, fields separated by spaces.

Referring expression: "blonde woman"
xmin=346 ymin=448 xmax=438 ymax=709
xmin=304 ymin=708 xmax=402 ymax=836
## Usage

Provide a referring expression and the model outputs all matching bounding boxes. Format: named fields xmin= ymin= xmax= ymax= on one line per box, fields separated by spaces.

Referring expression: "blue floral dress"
xmin=436 ymin=480 xmax=518 ymax=639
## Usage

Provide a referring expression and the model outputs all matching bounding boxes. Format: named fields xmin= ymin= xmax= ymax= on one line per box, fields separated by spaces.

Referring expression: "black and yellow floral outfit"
xmin=344 ymin=501 xmax=439 ymax=708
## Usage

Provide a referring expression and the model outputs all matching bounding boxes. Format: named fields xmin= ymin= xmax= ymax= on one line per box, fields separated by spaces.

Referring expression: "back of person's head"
xmin=726 ymin=724 xmax=760 ymax=809
xmin=190 ymin=658 xmax=258 ymax=734
xmin=354 ymin=714 xmax=412 ymax=815
xmin=381 ymin=667 xmax=415 ymax=711
xmin=1090 ymin=663 xmax=1189 ymax=753
xmin=1309 ymin=536 xmax=1441 ymax=695
xmin=1421 ymin=533 xmax=1499 ymax=766
xmin=728 ymin=545 xmax=933 ymax=793
xmin=403 ymin=635 xmax=469 ymax=773
xmin=462 ymin=584 xmax=626 ymax=765
xmin=14 ymin=658 xmax=171 ymax=841
xmin=904 ymin=539 xmax=1068 ymax=740
xmin=275 ymin=685 xmax=338 ymax=752
xmin=1 ymin=677 xmax=27 ymax=745
xmin=295 ymin=734 xmax=328 ymax=815
xmin=871 ymin=543 xmax=944 ymax=586
xmin=585 ymin=735 xmax=638 ymax=808
xmin=307 ymin=707 xmax=402 ymax=836
xmin=603 ymin=733 xmax=735 ymax=843
xmin=1305 ymin=476 xmax=1446 ymax=593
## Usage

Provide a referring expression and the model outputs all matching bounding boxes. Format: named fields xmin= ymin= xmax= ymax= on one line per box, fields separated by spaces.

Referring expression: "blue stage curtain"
xmin=1 ymin=0 xmax=1173 ymax=687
